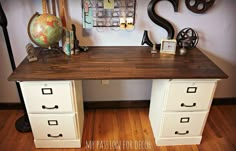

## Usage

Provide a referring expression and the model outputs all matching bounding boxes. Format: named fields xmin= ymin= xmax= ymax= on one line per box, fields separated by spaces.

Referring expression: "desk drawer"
xmin=165 ymin=80 xmax=216 ymax=111
xmin=160 ymin=111 xmax=207 ymax=138
xmin=29 ymin=113 xmax=78 ymax=140
xmin=20 ymin=81 xmax=74 ymax=113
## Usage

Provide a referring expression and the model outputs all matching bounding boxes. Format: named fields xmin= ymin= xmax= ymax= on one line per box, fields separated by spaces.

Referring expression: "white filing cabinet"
xmin=149 ymin=79 xmax=217 ymax=146
xmin=20 ymin=80 xmax=84 ymax=148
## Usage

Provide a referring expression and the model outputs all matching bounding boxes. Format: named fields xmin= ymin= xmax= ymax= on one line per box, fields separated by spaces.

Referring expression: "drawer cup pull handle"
xmin=175 ymin=130 xmax=189 ymax=135
xmin=42 ymin=105 xmax=58 ymax=109
xmin=47 ymin=134 xmax=63 ymax=138
xmin=181 ymin=103 xmax=196 ymax=107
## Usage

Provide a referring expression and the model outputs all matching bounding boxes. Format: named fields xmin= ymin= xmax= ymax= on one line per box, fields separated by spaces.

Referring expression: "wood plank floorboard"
xmin=0 ymin=105 xmax=235 ymax=151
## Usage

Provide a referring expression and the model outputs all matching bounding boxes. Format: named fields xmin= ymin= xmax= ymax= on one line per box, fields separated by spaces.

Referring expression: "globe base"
xmin=39 ymin=47 xmax=64 ymax=57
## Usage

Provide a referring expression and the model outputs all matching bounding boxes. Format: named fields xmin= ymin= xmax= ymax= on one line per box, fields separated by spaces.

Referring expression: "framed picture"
xmin=160 ymin=39 xmax=177 ymax=54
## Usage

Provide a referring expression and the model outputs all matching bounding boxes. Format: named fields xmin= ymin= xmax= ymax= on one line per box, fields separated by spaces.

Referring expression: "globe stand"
xmin=39 ymin=47 xmax=64 ymax=58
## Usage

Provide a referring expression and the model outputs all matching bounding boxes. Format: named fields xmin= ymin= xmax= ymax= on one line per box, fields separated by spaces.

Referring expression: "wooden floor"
xmin=0 ymin=105 xmax=236 ymax=151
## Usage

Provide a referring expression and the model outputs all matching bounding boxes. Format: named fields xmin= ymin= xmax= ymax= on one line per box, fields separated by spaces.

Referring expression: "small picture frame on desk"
xmin=160 ymin=39 xmax=177 ymax=54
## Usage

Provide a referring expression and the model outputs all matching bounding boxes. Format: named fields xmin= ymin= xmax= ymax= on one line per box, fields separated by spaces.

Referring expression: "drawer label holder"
xmin=180 ymin=117 xmax=190 ymax=123
xmin=186 ymin=87 xmax=197 ymax=93
xmin=41 ymin=88 xmax=53 ymax=95
xmin=48 ymin=120 xmax=58 ymax=126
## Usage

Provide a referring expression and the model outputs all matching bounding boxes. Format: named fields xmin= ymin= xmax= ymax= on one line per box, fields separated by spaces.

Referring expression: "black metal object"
xmin=175 ymin=130 xmax=189 ymax=135
xmin=72 ymin=24 xmax=88 ymax=53
xmin=176 ymin=28 xmax=199 ymax=49
xmin=0 ymin=2 xmax=31 ymax=132
xmin=42 ymin=105 xmax=59 ymax=110
xmin=141 ymin=0 xmax=179 ymax=48
xmin=181 ymin=103 xmax=197 ymax=107
xmin=72 ymin=24 xmax=80 ymax=54
xmin=141 ymin=30 xmax=154 ymax=48
xmin=47 ymin=134 xmax=63 ymax=138
xmin=185 ymin=0 xmax=215 ymax=14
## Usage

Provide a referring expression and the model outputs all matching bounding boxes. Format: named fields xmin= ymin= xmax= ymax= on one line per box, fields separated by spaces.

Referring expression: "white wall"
xmin=0 ymin=28 xmax=19 ymax=102
xmin=0 ymin=0 xmax=235 ymax=102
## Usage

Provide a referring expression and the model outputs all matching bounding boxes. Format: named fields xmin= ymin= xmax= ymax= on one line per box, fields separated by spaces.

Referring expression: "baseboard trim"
xmin=1 ymin=98 xmax=235 ymax=110
xmin=0 ymin=103 xmax=23 ymax=110
xmin=212 ymin=98 xmax=236 ymax=105
xmin=84 ymin=100 xmax=150 ymax=109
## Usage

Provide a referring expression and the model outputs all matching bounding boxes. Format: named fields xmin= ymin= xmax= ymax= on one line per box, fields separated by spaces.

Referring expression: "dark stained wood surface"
xmin=8 ymin=46 xmax=228 ymax=81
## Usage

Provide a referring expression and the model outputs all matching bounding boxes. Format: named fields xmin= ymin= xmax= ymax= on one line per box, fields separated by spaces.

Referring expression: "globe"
xmin=28 ymin=13 xmax=63 ymax=48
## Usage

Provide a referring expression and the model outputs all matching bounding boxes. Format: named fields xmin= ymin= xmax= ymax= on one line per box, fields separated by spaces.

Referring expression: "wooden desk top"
xmin=8 ymin=46 xmax=228 ymax=81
